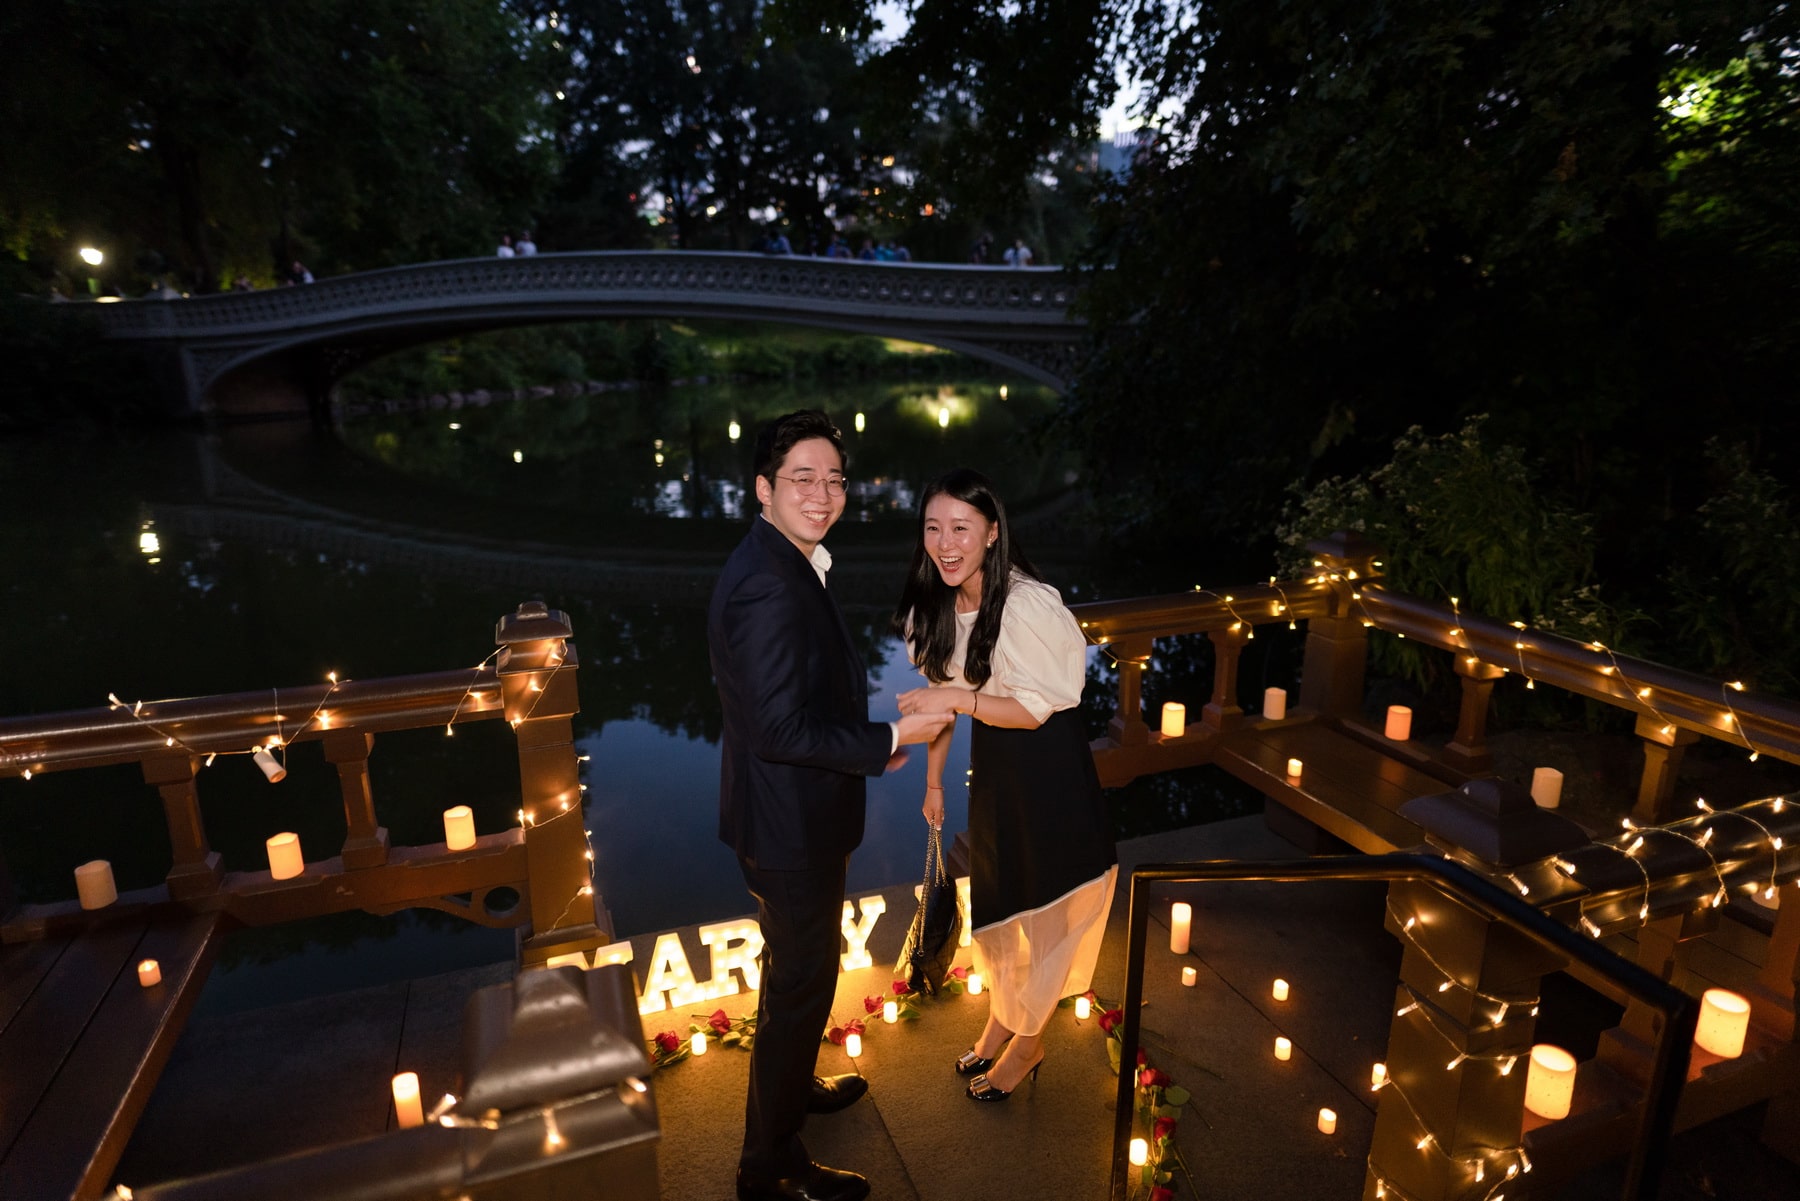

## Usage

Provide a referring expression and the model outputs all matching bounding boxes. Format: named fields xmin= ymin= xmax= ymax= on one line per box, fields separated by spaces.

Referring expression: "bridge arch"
xmin=86 ymin=252 xmax=1087 ymax=419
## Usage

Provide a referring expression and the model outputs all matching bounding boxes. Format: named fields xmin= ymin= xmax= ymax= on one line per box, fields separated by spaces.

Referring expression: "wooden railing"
xmin=1068 ymin=531 xmax=1800 ymax=1195
xmin=0 ymin=600 xmax=609 ymax=963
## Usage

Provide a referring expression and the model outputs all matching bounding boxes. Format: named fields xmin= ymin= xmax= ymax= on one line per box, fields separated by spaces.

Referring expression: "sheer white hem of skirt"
xmin=971 ymin=865 xmax=1119 ymax=1037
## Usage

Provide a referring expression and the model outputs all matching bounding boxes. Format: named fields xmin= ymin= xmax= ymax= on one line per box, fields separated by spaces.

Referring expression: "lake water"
xmin=0 ymin=371 xmax=1266 ymax=1012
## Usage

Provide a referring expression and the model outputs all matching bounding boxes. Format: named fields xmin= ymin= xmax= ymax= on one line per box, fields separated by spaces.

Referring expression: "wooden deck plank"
xmin=0 ymin=937 xmax=69 ymax=1032
xmin=0 ymin=913 xmax=225 ymax=1201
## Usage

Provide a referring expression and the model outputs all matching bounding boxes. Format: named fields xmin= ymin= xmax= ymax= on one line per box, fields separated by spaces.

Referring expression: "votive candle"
xmin=845 ymin=1032 xmax=862 ymax=1058
xmin=1075 ymin=996 xmax=1091 ymax=1020
xmin=1695 ymin=988 xmax=1751 ymax=1059
xmin=443 ymin=805 xmax=476 ymax=851
xmin=1272 ymin=978 xmax=1290 ymax=1002
xmin=1129 ymin=1137 xmax=1149 ymax=1166
xmin=266 ymin=832 xmax=304 ymax=880
xmin=1286 ymin=758 xmax=1303 ymax=780
xmin=968 ymin=972 xmax=983 ymax=995
xmin=1169 ymin=902 xmax=1192 ymax=954
xmin=691 ymin=1032 xmax=708 ymax=1056
xmin=137 ymin=959 xmax=162 ymax=988
xmin=1317 ymin=1108 xmax=1337 ymax=1135
xmin=393 ymin=1072 xmax=424 ymax=1128
xmin=1263 ymin=687 xmax=1287 ymax=721
xmin=1531 ymin=767 xmax=1564 ymax=809
xmin=75 ymin=859 xmax=117 ymax=910
xmin=1160 ymin=702 xmax=1186 ymax=739
xmin=1181 ymin=966 xmax=1197 ymax=987
xmin=883 ymin=1000 xmax=898 ymax=1024
xmin=1524 ymin=1044 xmax=1576 ymax=1120
xmin=1385 ymin=705 xmax=1412 ymax=741
xmin=1274 ymin=1037 xmax=1292 ymax=1061
xmin=1371 ymin=1062 xmax=1388 ymax=1090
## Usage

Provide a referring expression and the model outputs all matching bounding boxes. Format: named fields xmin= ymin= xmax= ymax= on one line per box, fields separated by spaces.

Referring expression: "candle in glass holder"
xmin=393 ymin=1072 xmax=424 ymax=1128
xmin=1317 ymin=1108 xmax=1337 ymax=1135
xmin=1263 ymin=687 xmax=1287 ymax=721
xmin=137 ymin=959 xmax=162 ymax=988
xmin=883 ymin=1000 xmax=898 ymax=1024
xmin=1160 ymin=702 xmax=1186 ymax=739
xmin=845 ymin=1032 xmax=862 ymax=1058
xmin=1181 ymin=966 xmax=1197 ymax=987
xmin=1286 ymin=758 xmax=1303 ymax=781
xmin=1531 ymin=767 xmax=1564 ymax=809
xmin=1075 ymin=996 xmax=1091 ymax=1020
xmin=1385 ymin=705 xmax=1412 ymax=741
xmin=443 ymin=805 xmax=476 ymax=851
xmin=1169 ymin=902 xmax=1192 ymax=954
xmin=1274 ymin=1037 xmax=1292 ymax=1061
xmin=75 ymin=859 xmax=117 ymax=910
xmin=1272 ymin=978 xmax=1290 ymax=1002
xmin=266 ymin=832 xmax=304 ymax=880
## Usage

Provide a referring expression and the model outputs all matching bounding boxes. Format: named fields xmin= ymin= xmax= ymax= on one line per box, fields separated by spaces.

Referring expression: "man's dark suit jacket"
xmin=710 ymin=516 xmax=893 ymax=870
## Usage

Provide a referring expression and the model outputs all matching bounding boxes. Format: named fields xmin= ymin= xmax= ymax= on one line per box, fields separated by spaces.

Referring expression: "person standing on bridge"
xmin=709 ymin=410 xmax=952 ymax=1201
xmin=893 ymin=468 xmax=1117 ymax=1102
xmin=495 ymin=234 xmax=515 ymax=257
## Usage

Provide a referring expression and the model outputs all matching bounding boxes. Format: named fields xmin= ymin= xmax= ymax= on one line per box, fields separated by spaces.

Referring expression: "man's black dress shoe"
xmin=736 ymin=1161 xmax=871 ymax=1201
xmin=807 ymin=1072 xmax=868 ymax=1113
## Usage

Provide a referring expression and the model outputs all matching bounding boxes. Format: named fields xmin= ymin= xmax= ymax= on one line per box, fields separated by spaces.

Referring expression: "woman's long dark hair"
xmin=892 ymin=468 xmax=1041 ymax=687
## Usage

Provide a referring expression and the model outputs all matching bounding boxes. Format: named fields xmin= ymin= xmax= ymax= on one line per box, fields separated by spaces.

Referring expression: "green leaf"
xmin=1163 ymin=1086 xmax=1191 ymax=1107
xmin=1106 ymin=1037 xmax=1122 ymax=1073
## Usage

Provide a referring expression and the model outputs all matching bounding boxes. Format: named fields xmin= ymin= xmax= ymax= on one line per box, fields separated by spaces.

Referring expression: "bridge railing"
xmin=1068 ymin=530 xmax=1800 ymax=1192
xmin=0 ymin=601 xmax=608 ymax=969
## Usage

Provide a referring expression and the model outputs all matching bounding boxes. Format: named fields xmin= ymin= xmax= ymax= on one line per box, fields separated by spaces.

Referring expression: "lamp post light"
xmin=78 ymin=246 xmax=104 ymax=295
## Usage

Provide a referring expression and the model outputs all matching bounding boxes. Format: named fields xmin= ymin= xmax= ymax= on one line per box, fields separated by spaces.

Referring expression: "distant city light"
xmin=79 ymin=247 xmax=104 ymax=266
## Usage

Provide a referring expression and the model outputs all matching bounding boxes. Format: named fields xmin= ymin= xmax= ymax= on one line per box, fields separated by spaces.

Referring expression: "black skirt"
xmin=966 ymin=706 xmax=1117 ymax=930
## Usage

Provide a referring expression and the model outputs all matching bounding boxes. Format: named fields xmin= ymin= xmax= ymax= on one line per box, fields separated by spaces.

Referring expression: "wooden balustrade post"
xmin=142 ymin=750 xmax=223 ymax=900
xmin=322 ymin=730 xmax=388 ymax=869
xmin=496 ymin=602 xmax=613 ymax=969
xmin=1444 ymin=659 xmax=1506 ymax=773
xmin=1595 ymin=911 xmax=1714 ymax=1086
xmin=1202 ymin=627 xmax=1246 ymax=732
xmin=1105 ymin=636 xmax=1153 ymax=748
xmin=1631 ymin=715 xmax=1701 ymax=827
xmin=1299 ymin=532 xmax=1382 ymax=719
xmin=1367 ymin=881 xmax=1562 ymax=1201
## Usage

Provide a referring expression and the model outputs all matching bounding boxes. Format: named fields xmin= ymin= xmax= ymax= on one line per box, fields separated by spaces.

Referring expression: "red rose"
xmin=892 ymin=980 xmax=911 ymax=995
xmin=1150 ymin=1188 xmax=1176 ymax=1201
xmin=1097 ymin=1007 xmax=1124 ymax=1034
xmin=950 ymin=966 xmax=968 ymax=980
xmin=864 ymin=995 xmax=884 ymax=1014
xmin=1154 ymin=1116 xmax=1178 ymax=1141
xmin=844 ymin=1018 xmax=866 ymax=1037
xmin=1139 ymin=1068 xmax=1171 ymax=1089
xmin=827 ymin=1026 xmax=845 ymax=1045
xmin=655 ymin=1031 xmax=681 ymax=1053
xmin=708 ymin=1009 xmax=732 ymax=1034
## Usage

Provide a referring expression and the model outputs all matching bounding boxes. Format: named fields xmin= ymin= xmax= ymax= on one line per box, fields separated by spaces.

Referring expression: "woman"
xmin=894 ymin=469 xmax=1117 ymax=1102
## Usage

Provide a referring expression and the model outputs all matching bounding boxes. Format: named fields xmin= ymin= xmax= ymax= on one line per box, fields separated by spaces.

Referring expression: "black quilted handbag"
xmin=896 ymin=824 xmax=963 ymax=995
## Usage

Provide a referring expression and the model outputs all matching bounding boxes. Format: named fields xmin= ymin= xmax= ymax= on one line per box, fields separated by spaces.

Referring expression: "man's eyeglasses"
xmin=773 ymin=474 xmax=850 ymax=497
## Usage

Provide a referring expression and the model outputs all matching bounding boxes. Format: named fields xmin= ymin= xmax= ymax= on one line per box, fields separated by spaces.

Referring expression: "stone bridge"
xmin=85 ymin=251 xmax=1087 ymax=419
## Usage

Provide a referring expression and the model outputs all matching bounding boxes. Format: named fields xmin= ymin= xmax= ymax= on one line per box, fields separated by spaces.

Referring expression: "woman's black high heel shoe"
xmin=953 ymin=1048 xmax=996 ymax=1077
xmin=965 ymin=1059 xmax=1043 ymax=1102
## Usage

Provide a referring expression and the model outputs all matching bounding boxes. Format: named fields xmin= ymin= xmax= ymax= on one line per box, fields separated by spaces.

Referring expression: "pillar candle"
xmin=691 ymin=1032 xmax=708 ymax=1056
xmin=1169 ymin=902 xmax=1192 ymax=954
xmin=443 ymin=805 xmax=477 ymax=851
xmin=1371 ymin=1062 xmax=1388 ymax=1090
xmin=1160 ymin=702 xmax=1186 ymax=739
xmin=1274 ymin=1037 xmax=1292 ymax=1060
xmin=1181 ymin=966 xmax=1197 ymax=987
xmin=1286 ymin=758 xmax=1303 ymax=780
xmin=1317 ymin=1108 xmax=1337 ymax=1135
xmin=845 ymin=1032 xmax=862 ymax=1058
xmin=1263 ymin=687 xmax=1287 ymax=721
xmin=967 ymin=972 xmax=983 ymax=995
xmin=1272 ymin=978 xmax=1290 ymax=1002
xmin=883 ymin=1000 xmax=898 ymax=1024
xmin=1129 ymin=1138 xmax=1148 ymax=1166
xmin=393 ymin=1072 xmax=424 ymax=1128
xmin=137 ymin=959 xmax=162 ymax=988
xmin=75 ymin=859 xmax=117 ymax=909
xmin=1075 ymin=996 xmax=1091 ymax=1020
xmin=1695 ymin=988 xmax=1750 ymax=1058
xmin=266 ymin=832 xmax=304 ymax=880
xmin=1524 ymin=1044 xmax=1576 ymax=1120
xmin=1530 ymin=767 xmax=1564 ymax=809
xmin=1385 ymin=705 xmax=1412 ymax=741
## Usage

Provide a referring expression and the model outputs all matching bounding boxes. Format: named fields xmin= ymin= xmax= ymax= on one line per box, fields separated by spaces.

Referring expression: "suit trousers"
xmin=738 ymin=856 xmax=849 ymax=1176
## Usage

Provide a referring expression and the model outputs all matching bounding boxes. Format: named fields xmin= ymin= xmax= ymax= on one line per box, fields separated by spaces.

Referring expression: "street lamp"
xmin=78 ymin=246 xmax=104 ymax=296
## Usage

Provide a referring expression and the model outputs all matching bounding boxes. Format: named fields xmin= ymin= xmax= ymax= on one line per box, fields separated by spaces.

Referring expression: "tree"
xmin=0 ymin=0 xmax=562 ymax=292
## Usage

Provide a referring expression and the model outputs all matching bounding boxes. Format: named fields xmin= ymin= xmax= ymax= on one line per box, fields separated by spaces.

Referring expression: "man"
xmin=709 ymin=411 xmax=951 ymax=1201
